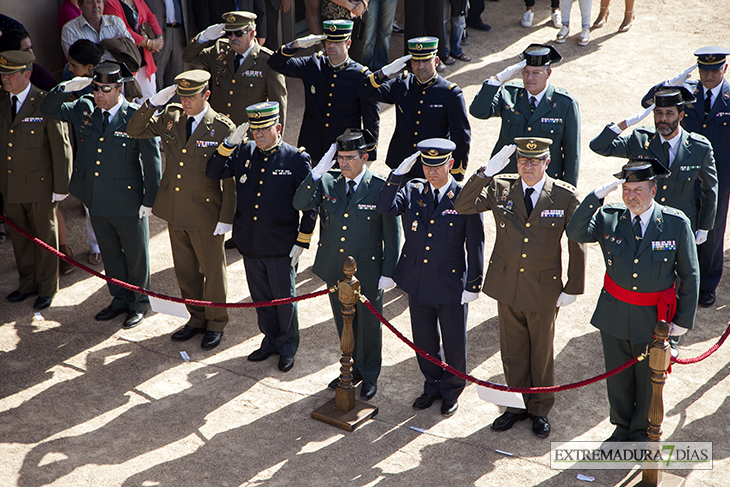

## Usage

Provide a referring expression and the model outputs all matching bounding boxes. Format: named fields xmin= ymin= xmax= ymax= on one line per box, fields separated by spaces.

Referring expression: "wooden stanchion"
xmin=626 ymin=321 xmax=685 ymax=487
xmin=311 ymin=257 xmax=378 ymax=431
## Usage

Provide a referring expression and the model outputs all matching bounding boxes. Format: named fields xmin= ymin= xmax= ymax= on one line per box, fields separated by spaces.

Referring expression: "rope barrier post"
xmin=311 ymin=256 xmax=378 ymax=431
xmin=628 ymin=321 xmax=686 ymax=487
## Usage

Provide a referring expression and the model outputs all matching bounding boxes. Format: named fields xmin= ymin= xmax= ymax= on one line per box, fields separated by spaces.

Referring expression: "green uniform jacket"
xmin=293 ymin=167 xmax=401 ymax=287
xmin=454 ymin=173 xmax=586 ymax=311
xmin=182 ymin=37 xmax=287 ymax=128
xmin=41 ymin=87 xmax=161 ymax=217
xmin=590 ymin=125 xmax=718 ymax=232
xmin=469 ymin=81 xmax=580 ymax=187
xmin=126 ymin=101 xmax=236 ymax=231
xmin=566 ymin=192 xmax=699 ymax=343
xmin=1 ymin=85 xmax=72 ymax=203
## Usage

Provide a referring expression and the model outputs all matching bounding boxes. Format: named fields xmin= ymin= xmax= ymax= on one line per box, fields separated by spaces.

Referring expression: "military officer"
xmin=293 ymin=129 xmax=401 ymax=399
xmin=207 ymin=102 xmax=317 ymax=372
xmin=126 ymin=70 xmax=236 ymax=350
xmin=1 ymin=50 xmax=73 ymax=310
xmin=268 ymin=20 xmax=380 ymax=163
xmin=358 ymin=37 xmax=471 ymax=181
xmin=470 ymin=44 xmax=581 ymax=187
xmin=640 ymin=47 xmax=730 ymax=307
xmin=453 ymin=138 xmax=586 ymax=438
xmin=182 ymin=11 xmax=287 ymax=128
xmin=377 ymin=138 xmax=484 ymax=416
xmin=566 ymin=159 xmax=699 ymax=442
xmin=41 ymin=62 xmax=161 ymax=326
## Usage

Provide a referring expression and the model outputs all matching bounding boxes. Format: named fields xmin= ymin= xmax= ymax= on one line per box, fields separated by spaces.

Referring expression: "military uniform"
xmin=567 ymin=190 xmax=699 ymax=441
xmin=127 ymin=90 xmax=235 ymax=333
xmin=41 ymin=81 xmax=161 ymax=314
xmin=293 ymin=166 xmax=401 ymax=384
xmin=590 ymin=125 xmax=717 ymax=232
xmin=454 ymin=171 xmax=585 ymax=418
xmin=1 ymin=82 xmax=72 ymax=301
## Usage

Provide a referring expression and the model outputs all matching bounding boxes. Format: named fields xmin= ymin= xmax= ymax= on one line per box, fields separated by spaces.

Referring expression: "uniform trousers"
xmin=403 ymin=0 xmax=447 ymax=59
xmin=153 ymin=23 xmax=188 ymax=89
xmin=327 ymin=282 xmax=383 ymax=383
xmin=409 ymin=295 xmax=467 ymax=401
xmin=601 ymin=331 xmax=651 ymax=442
xmin=243 ymin=256 xmax=299 ymax=356
xmin=90 ymin=214 xmax=151 ymax=312
xmin=168 ymin=226 xmax=228 ymax=331
xmin=699 ymin=170 xmax=730 ymax=293
xmin=497 ymin=302 xmax=557 ymax=417
xmin=5 ymin=200 xmax=58 ymax=297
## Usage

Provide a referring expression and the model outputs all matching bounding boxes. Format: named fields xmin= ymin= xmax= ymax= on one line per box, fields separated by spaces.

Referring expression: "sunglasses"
xmin=227 ymin=28 xmax=251 ymax=38
xmin=91 ymin=83 xmax=119 ymax=93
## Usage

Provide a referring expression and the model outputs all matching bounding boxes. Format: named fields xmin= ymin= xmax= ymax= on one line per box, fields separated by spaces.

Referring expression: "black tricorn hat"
xmin=92 ymin=61 xmax=134 ymax=84
xmin=654 ymin=86 xmax=695 ymax=107
xmin=336 ymin=128 xmax=377 ymax=152
xmin=614 ymin=158 xmax=671 ymax=182
xmin=519 ymin=43 xmax=562 ymax=66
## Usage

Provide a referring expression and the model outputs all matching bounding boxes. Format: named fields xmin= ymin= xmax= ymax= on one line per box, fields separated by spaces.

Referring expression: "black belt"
xmin=166 ymin=22 xmax=181 ymax=28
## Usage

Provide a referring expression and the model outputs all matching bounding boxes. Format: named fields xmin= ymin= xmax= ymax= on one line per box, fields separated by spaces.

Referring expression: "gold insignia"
xmin=526 ymin=141 xmax=537 ymax=150
xmin=644 ymin=141 xmax=650 ymax=149
xmin=706 ymin=54 xmax=716 ymax=62
xmin=0 ymin=57 xmax=6 ymax=66
xmin=310 ymin=85 xmax=316 ymax=94
xmin=254 ymin=111 xmax=261 ymax=119
xmin=416 ymin=43 xmax=423 ymax=51
xmin=428 ymin=149 xmax=438 ymax=156
xmin=329 ymin=24 xmax=337 ymax=32
xmin=226 ymin=14 xmax=236 ymax=23
xmin=180 ymin=79 xmax=190 ymax=88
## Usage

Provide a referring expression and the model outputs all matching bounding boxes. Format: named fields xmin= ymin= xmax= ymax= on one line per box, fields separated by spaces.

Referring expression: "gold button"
xmin=329 ymin=93 xmax=332 ymax=97
xmin=177 ymin=174 xmax=181 ymax=178
xmin=257 ymin=192 xmax=261 ymax=196
xmin=328 ymin=103 xmax=331 ymax=106
xmin=428 ymin=233 xmax=433 ymax=237
xmin=551 ymin=222 xmax=555 ymax=227
xmin=99 ymin=137 xmax=104 ymax=142
xmin=94 ymin=172 xmax=99 ymax=176
xmin=229 ymin=91 xmax=233 ymax=95
xmin=449 ymin=222 xmax=453 ymax=226
xmin=227 ymin=102 xmax=231 ymax=107
xmin=416 ymin=121 xmax=420 ymax=124
xmin=553 ymin=276 xmax=557 ymax=280
xmin=422 ymin=91 xmax=426 ymax=95
xmin=664 ymin=258 xmax=668 ymax=262
xmin=522 ymin=253 xmax=527 ymax=258
xmin=525 ymin=222 xmax=530 ymax=227
xmin=633 ymin=273 xmax=638 ymax=278
xmin=175 ymin=187 xmax=180 ymax=191
xmin=331 ymin=83 xmax=335 ymax=87
xmin=182 ymin=149 xmax=187 ymax=153
xmin=96 ymin=161 xmax=101 ymax=165
xmin=632 ymin=286 xmax=637 ymax=290
xmin=341 ymin=237 xmax=345 ymax=241
xmin=8 ymin=129 xmax=12 ymax=133
xmin=97 ymin=148 xmax=102 ymax=152
xmin=253 ymin=216 xmax=258 ymax=220
xmin=414 ymin=131 xmax=418 ymax=136
xmin=127 ymin=185 xmax=131 ymax=189
xmin=524 ymin=238 xmax=529 ymax=243
xmin=372 ymin=256 xmax=376 ymax=260
xmin=663 ymin=185 xmax=667 ymax=190
xmin=634 ymin=259 xmax=639 ymax=264
xmin=326 ymin=113 xmax=330 ymax=117
xmin=520 ymin=268 xmax=525 ymax=272
xmin=264 ymin=157 xmax=268 ymax=161
xmin=179 ymin=162 xmax=184 ymax=166
xmin=344 ymin=213 xmax=349 ymax=218
xmin=333 ymin=74 xmax=337 ymax=78
xmin=261 ymin=168 xmax=265 ymax=172
xmin=7 ymin=142 xmax=12 ymax=147
xmin=307 ymin=185 xmax=311 ymax=189
xmin=417 ymin=111 xmax=421 ymax=115
xmin=425 ymin=246 xmax=430 ymax=250
xmin=232 ymin=79 xmax=236 ymax=83
xmin=423 ymin=259 xmax=428 ymax=264
xmin=259 ymin=180 xmax=263 ymax=184
xmin=325 ymin=123 xmax=329 ymax=127
xmin=340 ymin=248 xmax=344 ymax=253
xmin=527 ymin=127 xmax=532 ymax=131
xmin=661 ymin=197 xmax=666 ymax=202
xmin=206 ymin=198 xmax=210 ymax=202
xmin=255 ymin=204 xmax=259 ymax=209
xmin=703 ymin=124 xmax=707 ymax=128
xmin=342 ymin=226 xmax=347 ymax=230
xmin=589 ymin=204 xmax=593 ymax=209
xmin=430 ymin=219 xmax=434 ymax=224
xmin=419 ymin=100 xmax=423 ymax=104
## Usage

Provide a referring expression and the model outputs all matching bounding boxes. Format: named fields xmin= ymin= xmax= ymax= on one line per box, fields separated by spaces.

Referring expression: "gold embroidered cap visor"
xmin=246 ymin=101 xmax=280 ymax=129
xmin=174 ymin=70 xmax=211 ymax=97
xmin=0 ymin=50 xmax=34 ymax=75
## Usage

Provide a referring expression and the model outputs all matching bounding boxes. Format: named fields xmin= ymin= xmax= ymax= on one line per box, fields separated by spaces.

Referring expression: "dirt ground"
xmin=2 ymin=1 xmax=730 ymax=486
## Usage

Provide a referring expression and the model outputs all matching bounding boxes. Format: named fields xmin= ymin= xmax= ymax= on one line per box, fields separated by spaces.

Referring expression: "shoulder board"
xmin=38 ymin=90 xmax=47 ymax=98
xmin=215 ymin=113 xmax=235 ymax=125
xmin=504 ymin=80 xmax=522 ymax=88
xmin=688 ymin=131 xmax=711 ymax=145
xmin=553 ymin=180 xmax=576 ymax=193
xmin=316 ymin=51 xmax=323 ymax=58
xmin=661 ymin=206 xmax=689 ymax=218
xmin=401 ymin=70 xmax=409 ymax=79
xmin=298 ymin=146 xmax=306 ymax=153
xmin=635 ymin=126 xmax=656 ymax=135
xmin=496 ymin=173 xmax=519 ymax=180
xmin=259 ymin=45 xmax=274 ymax=55
xmin=371 ymin=172 xmax=386 ymax=181
xmin=360 ymin=66 xmax=368 ymax=73
xmin=80 ymin=94 xmax=95 ymax=102
xmin=603 ymin=203 xmax=625 ymax=210
xmin=552 ymin=87 xmax=576 ymax=100
xmin=449 ymin=82 xmax=457 ymax=90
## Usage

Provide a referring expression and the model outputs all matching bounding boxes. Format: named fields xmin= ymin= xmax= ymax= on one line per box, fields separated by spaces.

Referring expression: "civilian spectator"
xmin=146 ymin=0 xmax=193 ymax=89
xmin=61 ymin=0 xmax=133 ymax=61
xmin=361 ymin=0 xmax=397 ymax=71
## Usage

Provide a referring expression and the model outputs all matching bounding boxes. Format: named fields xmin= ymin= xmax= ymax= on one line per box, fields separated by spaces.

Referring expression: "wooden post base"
xmin=311 ymin=398 xmax=378 ymax=432
xmin=623 ymin=470 xmax=686 ymax=487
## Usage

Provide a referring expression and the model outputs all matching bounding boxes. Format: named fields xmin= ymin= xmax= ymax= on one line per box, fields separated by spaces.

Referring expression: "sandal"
xmin=618 ymin=10 xmax=634 ymax=32
xmin=442 ymin=55 xmax=457 ymax=65
xmin=453 ymin=52 xmax=471 ymax=62
xmin=592 ymin=6 xmax=609 ymax=29
xmin=88 ymin=252 xmax=102 ymax=265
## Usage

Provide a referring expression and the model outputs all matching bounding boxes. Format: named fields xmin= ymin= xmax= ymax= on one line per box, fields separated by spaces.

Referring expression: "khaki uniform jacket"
xmin=454 ymin=173 xmax=586 ymax=311
xmin=1 ymin=85 xmax=72 ymax=203
xmin=127 ymin=101 xmax=235 ymax=231
xmin=182 ymin=38 xmax=287 ymax=128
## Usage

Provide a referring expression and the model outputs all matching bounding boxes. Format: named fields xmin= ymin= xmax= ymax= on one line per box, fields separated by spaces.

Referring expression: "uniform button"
xmin=206 ymin=198 xmax=210 ymax=202
xmin=307 ymin=185 xmax=311 ymax=189
xmin=8 ymin=129 xmax=12 ymax=133
xmin=340 ymin=248 xmax=344 ymax=253
xmin=449 ymin=222 xmax=453 ymax=226
xmin=127 ymin=185 xmax=131 ymax=189
xmin=661 ymin=197 xmax=666 ymax=202
xmin=417 ymin=111 xmax=421 ymax=115
xmin=326 ymin=113 xmax=330 ymax=117
xmin=344 ymin=213 xmax=349 ymax=218
xmin=551 ymin=222 xmax=555 ymax=226
xmin=553 ymin=276 xmax=557 ymax=280
xmin=522 ymin=253 xmax=527 ymax=258
xmin=331 ymin=83 xmax=335 ymax=87
xmin=663 ymin=185 xmax=667 ymax=190
xmin=328 ymin=103 xmax=331 ymax=106
xmin=179 ymin=162 xmax=184 ymax=166
xmin=7 ymin=142 xmax=12 ymax=147
xmin=232 ymin=79 xmax=236 ymax=83
xmin=425 ymin=246 xmax=430 ymax=250
xmin=341 ymin=237 xmax=345 ymax=241
xmin=527 ymin=127 xmax=532 ymax=132
xmin=524 ymin=238 xmax=529 ymax=243
xmin=329 ymin=93 xmax=333 ymax=97
xmin=97 ymin=148 xmax=102 ymax=152
xmin=589 ymin=205 xmax=593 ymax=209
xmin=253 ymin=216 xmax=258 ymax=220
xmin=634 ymin=259 xmax=639 ymax=264
xmin=525 ymin=222 xmax=530 ymax=227
xmin=428 ymin=233 xmax=433 ymax=237
xmin=177 ymin=174 xmax=181 ymax=179
xmin=632 ymin=286 xmax=638 ymax=290
xmin=342 ymin=226 xmax=347 ymax=230
xmin=416 ymin=121 xmax=420 ymax=124
xmin=372 ymin=256 xmax=376 ymax=260
xmin=325 ymin=123 xmax=329 ymax=127
xmin=257 ymin=192 xmax=261 ymax=196
xmin=182 ymin=149 xmax=187 ymax=153
xmin=430 ymin=219 xmax=434 ymax=224
xmin=520 ymin=268 xmax=525 ymax=272
xmin=175 ymin=187 xmax=180 ymax=191
xmin=254 ymin=204 xmax=259 ymax=209
xmin=414 ymin=131 xmax=418 ymax=136
xmin=99 ymin=137 xmax=104 ymax=142
xmin=229 ymin=91 xmax=233 ymax=95
xmin=96 ymin=161 xmax=101 ymax=165
xmin=703 ymin=124 xmax=707 ymax=128
xmin=94 ymin=172 xmax=99 ymax=176
xmin=333 ymin=74 xmax=337 ymax=78
xmin=261 ymin=168 xmax=265 ymax=172
xmin=259 ymin=180 xmax=263 ymax=184
xmin=413 ymin=144 xmax=417 ymax=147
xmin=423 ymin=259 xmax=428 ymax=264
xmin=249 ymin=84 xmax=253 ymax=88
xmin=422 ymin=91 xmax=426 ymax=95
xmin=419 ymin=100 xmax=423 ymax=104
xmin=633 ymin=273 xmax=638 ymax=278
xmin=227 ymin=102 xmax=231 ymax=107
xmin=264 ymin=158 xmax=268 ymax=162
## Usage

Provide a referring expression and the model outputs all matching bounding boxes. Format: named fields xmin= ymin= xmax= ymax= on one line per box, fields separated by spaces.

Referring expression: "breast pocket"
xmin=540 ymin=216 xmax=565 ymax=245
xmin=20 ymin=122 xmax=44 ymax=148
xmin=651 ymin=250 xmax=677 ymax=279
xmin=356 ymin=208 xmax=374 ymax=234
xmin=676 ymin=168 xmax=700 ymax=194
xmin=605 ymin=241 xmax=624 ymax=275
xmin=541 ymin=120 xmax=564 ymax=136
xmin=496 ymin=208 xmax=517 ymax=237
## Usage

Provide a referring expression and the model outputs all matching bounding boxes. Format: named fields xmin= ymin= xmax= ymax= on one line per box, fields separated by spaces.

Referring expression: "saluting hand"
xmin=479 ymin=144 xmax=516 ymax=177
xmin=294 ymin=34 xmax=327 ymax=49
xmin=225 ymin=122 xmax=249 ymax=147
xmin=312 ymin=143 xmax=338 ymax=180
xmin=493 ymin=60 xmax=527 ymax=84
xmin=394 ymin=151 xmax=420 ymax=176
xmin=666 ymin=64 xmax=696 ymax=87
xmin=380 ymin=54 xmax=412 ymax=78
xmin=593 ymin=178 xmax=625 ymax=199
xmin=199 ymin=23 xmax=226 ymax=43
xmin=61 ymin=77 xmax=92 ymax=93
xmin=149 ymin=84 xmax=177 ymax=107
xmin=624 ymin=104 xmax=655 ymax=128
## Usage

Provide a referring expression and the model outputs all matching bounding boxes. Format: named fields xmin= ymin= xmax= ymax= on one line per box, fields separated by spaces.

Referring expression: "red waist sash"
xmin=603 ymin=273 xmax=677 ymax=324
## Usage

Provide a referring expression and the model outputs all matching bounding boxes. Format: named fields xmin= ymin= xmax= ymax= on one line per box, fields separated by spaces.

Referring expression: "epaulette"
xmin=449 ymin=82 xmax=457 ymax=90
xmin=259 ymin=45 xmax=274 ymax=55
xmin=496 ymin=173 xmax=519 ymax=179
xmin=553 ymin=179 xmax=576 ymax=193
xmin=215 ymin=113 xmax=236 ymax=128
xmin=504 ymin=80 xmax=522 ymax=88
xmin=38 ymin=90 xmax=46 ymax=97
xmin=372 ymin=172 xmax=386 ymax=181
xmin=662 ymin=206 xmax=689 ymax=219
xmin=688 ymin=131 xmax=711 ymax=146
xmin=298 ymin=146 xmax=306 ymax=153
xmin=552 ymin=86 xmax=576 ymax=100
xmin=360 ymin=66 xmax=368 ymax=73
xmin=401 ymin=70 xmax=409 ymax=79
xmin=603 ymin=203 xmax=624 ymax=210
xmin=635 ymin=126 xmax=656 ymax=135
xmin=316 ymin=51 xmax=323 ymax=58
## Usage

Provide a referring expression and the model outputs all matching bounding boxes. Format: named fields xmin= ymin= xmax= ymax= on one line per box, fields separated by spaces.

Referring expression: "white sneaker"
xmin=578 ymin=28 xmax=590 ymax=46
xmin=521 ymin=9 xmax=534 ymax=28
xmin=551 ymin=9 xmax=562 ymax=28
xmin=556 ymin=25 xmax=570 ymax=43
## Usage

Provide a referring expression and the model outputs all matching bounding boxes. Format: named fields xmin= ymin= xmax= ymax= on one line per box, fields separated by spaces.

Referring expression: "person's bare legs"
xmin=592 ymin=0 xmax=610 ymax=28
xmin=618 ymin=0 xmax=635 ymax=32
xmin=304 ymin=0 xmax=321 ymax=35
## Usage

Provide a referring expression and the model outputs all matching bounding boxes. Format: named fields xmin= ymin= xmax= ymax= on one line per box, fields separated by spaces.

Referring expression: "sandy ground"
xmin=2 ymin=1 xmax=730 ymax=486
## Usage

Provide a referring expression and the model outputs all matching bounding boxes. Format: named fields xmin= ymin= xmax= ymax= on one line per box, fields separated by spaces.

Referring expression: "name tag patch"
xmin=652 ymin=241 xmax=676 ymax=251
xmin=21 ymin=117 xmax=43 ymax=123
xmin=541 ymin=209 xmax=564 ymax=217
xmin=196 ymin=140 xmax=219 ymax=148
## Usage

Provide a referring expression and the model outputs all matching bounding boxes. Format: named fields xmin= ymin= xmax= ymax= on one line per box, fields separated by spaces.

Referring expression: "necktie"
xmin=633 ymin=215 xmax=643 ymax=248
xmin=662 ymin=141 xmax=671 ymax=167
xmin=705 ymin=90 xmax=712 ymax=118
xmin=234 ymin=54 xmax=243 ymax=70
xmin=433 ymin=188 xmax=440 ymax=208
xmin=186 ymin=116 xmax=194 ymax=140
xmin=346 ymin=179 xmax=356 ymax=202
xmin=529 ymin=96 xmax=537 ymax=112
xmin=524 ymin=187 xmax=535 ymax=216
xmin=11 ymin=95 xmax=18 ymax=121
xmin=102 ymin=111 xmax=110 ymax=131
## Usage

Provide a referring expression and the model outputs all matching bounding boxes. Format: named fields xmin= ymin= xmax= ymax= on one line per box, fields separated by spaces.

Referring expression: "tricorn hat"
xmin=614 ymin=158 xmax=671 ymax=182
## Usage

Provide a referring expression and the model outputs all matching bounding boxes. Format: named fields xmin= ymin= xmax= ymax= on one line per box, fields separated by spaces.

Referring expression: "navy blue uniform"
xmin=377 ymin=173 xmax=484 ymax=400
xmin=268 ymin=48 xmax=380 ymax=163
xmin=359 ymin=73 xmax=471 ymax=180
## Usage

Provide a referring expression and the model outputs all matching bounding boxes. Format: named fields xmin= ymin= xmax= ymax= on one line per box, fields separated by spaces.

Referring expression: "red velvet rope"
xmin=671 ymin=320 xmax=730 ymax=365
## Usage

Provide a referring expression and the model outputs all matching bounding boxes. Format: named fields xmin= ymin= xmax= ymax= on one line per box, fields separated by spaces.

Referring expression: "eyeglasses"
xmin=227 ymin=28 xmax=251 ymax=38
xmin=516 ymin=157 xmax=547 ymax=166
xmin=91 ymin=83 xmax=119 ymax=93
xmin=337 ymin=154 xmax=362 ymax=162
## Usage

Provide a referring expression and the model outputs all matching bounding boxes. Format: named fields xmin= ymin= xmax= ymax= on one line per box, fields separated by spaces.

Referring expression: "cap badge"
xmin=526 ymin=141 xmax=537 ymax=150
xmin=254 ymin=111 xmax=261 ymax=119
xmin=0 ymin=57 xmax=6 ymax=66
xmin=329 ymin=24 xmax=337 ymax=31
xmin=226 ymin=14 xmax=236 ymax=23
xmin=179 ymin=79 xmax=190 ymax=87
xmin=706 ymin=54 xmax=716 ymax=62
xmin=428 ymin=149 xmax=438 ymax=156
xmin=416 ymin=43 xmax=423 ymax=51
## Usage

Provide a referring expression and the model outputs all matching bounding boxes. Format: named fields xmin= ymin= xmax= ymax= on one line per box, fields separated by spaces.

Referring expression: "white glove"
xmin=556 ymin=292 xmax=576 ymax=307
xmin=594 ymin=179 xmax=625 ymax=199
xmin=494 ymin=59 xmax=527 ymax=84
xmin=289 ymin=244 xmax=304 ymax=267
xmin=481 ymin=144 xmax=517 ymax=177
xmin=695 ymin=229 xmax=708 ymax=245
xmin=213 ymin=222 xmax=232 ymax=236
xmin=51 ymin=193 xmax=69 ymax=203
xmin=394 ymin=151 xmax=420 ymax=176
xmin=381 ymin=54 xmax=412 ymax=78
xmin=225 ymin=122 xmax=249 ymax=147
xmin=312 ymin=143 xmax=338 ymax=180
xmin=378 ymin=276 xmax=396 ymax=290
xmin=668 ymin=321 xmax=689 ymax=336
xmin=149 ymin=84 xmax=177 ymax=107
xmin=198 ymin=23 xmax=226 ymax=43
xmin=460 ymin=290 xmax=480 ymax=305
xmin=666 ymin=64 xmax=696 ymax=87
xmin=294 ymin=34 xmax=326 ymax=49
xmin=138 ymin=205 xmax=153 ymax=219
xmin=61 ymin=76 xmax=92 ymax=93
xmin=625 ymin=104 xmax=655 ymax=128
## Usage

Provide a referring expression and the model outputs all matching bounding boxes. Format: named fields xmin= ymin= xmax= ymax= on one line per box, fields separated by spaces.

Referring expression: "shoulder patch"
xmin=449 ymin=82 xmax=457 ymax=90
xmin=661 ymin=206 xmax=689 ymax=218
xmin=603 ymin=203 xmax=625 ymax=210
xmin=554 ymin=180 xmax=576 ymax=193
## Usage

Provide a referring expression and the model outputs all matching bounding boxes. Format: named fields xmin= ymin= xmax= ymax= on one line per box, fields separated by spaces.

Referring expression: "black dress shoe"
xmin=201 ymin=331 xmax=223 ymax=350
xmin=122 ymin=310 xmax=146 ymax=329
xmin=441 ymin=399 xmax=458 ymax=417
xmin=224 ymin=238 xmax=237 ymax=249
xmin=171 ymin=324 xmax=205 ymax=341
xmin=248 ymin=348 xmax=277 ymax=361
xmin=278 ymin=355 xmax=294 ymax=372
xmin=412 ymin=393 xmax=439 ymax=410
xmin=468 ymin=21 xmax=492 ymax=31
xmin=328 ymin=371 xmax=363 ymax=390
xmin=531 ymin=415 xmax=551 ymax=438
xmin=95 ymin=305 xmax=128 ymax=321
xmin=491 ymin=411 xmax=529 ymax=431
xmin=699 ymin=290 xmax=716 ymax=307
xmin=33 ymin=296 xmax=53 ymax=310
xmin=7 ymin=290 xmax=37 ymax=302
xmin=360 ymin=382 xmax=377 ymax=400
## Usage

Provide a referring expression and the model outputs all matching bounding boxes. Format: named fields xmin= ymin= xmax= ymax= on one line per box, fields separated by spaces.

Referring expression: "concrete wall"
xmin=1 ymin=0 xmax=65 ymax=75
